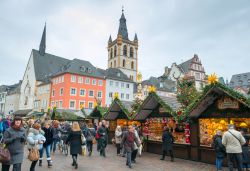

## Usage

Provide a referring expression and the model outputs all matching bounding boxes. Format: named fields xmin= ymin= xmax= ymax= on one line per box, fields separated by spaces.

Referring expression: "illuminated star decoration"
xmin=148 ymin=85 xmax=156 ymax=93
xmin=80 ymin=104 xmax=84 ymax=109
xmin=94 ymin=101 xmax=98 ymax=108
xmin=114 ymin=92 xmax=119 ymax=99
xmin=208 ymin=73 xmax=218 ymax=84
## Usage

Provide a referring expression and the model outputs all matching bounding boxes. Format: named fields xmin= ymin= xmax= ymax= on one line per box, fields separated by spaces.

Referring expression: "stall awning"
xmin=27 ymin=111 xmax=44 ymax=118
xmin=56 ymin=109 xmax=87 ymax=120
xmin=13 ymin=109 xmax=32 ymax=117
xmin=187 ymin=82 xmax=250 ymax=118
xmin=104 ymin=99 xmax=133 ymax=120
xmin=133 ymin=92 xmax=180 ymax=121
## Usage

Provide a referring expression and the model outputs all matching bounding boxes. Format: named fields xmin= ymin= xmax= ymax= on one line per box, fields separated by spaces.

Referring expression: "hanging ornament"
xmin=208 ymin=73 xmax=218 ymax=84
xmin=148 ymin=86 xmax=156 ymax=93
xmin=114 ymin=92 xmax=119 ymax=99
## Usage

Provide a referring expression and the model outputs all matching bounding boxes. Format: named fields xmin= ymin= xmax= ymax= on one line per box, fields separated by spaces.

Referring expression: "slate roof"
xmin=118 ymin=12 xmax=129 ymax=40
xmin=52 ymin=58 xmax=105 ymax=79
xmin=98 ymin=68 xmax=133 ymax=82
xmin=142 ymin=76 xmax=176 ymax=92
xmin=229 ymin=72 xmax=250 ymax=89
xmin=178 ymin=59 xmax=192 ymax=73
xmin=0 ymin=81 xmax=22 ymax=94
xmin=32 ymin=49 xmax=70 ymax=81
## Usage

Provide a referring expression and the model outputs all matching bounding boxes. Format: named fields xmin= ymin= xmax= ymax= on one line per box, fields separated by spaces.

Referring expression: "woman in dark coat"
xmin=241 ymin=129 xmax=250 ymax=170
xmin=2 ymin=116 xmax=26 ymax=171
xmin=66 ymin=122 xmax=82 ymax=169
xmin=160 ymin=127 xmax=174 ymax=162
xmin=212 ymin=130 xmax=226 ymax=171
xmin=97 ymin=120 xmax=108 ymax=157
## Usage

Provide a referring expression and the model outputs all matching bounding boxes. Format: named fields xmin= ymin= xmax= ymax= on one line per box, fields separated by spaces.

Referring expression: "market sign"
xmin=218 ymin=97 xmax=239 ymax=109
xmin=159 ymin=107 xmax=166 ymax=113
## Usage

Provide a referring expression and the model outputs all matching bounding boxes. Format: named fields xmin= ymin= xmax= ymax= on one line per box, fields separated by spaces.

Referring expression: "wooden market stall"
xmin=133 ymin=92 xmax=192 ymax=159
xmin=104 ymin=98 xmax=141 ymax=141
xmin=87 ymin=105 xmax=107 ymax=127
xmin=186 ymin=82 xmax=250 ymax=164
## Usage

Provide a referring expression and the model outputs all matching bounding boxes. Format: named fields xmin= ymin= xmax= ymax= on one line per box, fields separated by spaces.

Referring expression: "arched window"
xmin=114 ymin=46 xmax=117 ymax=57
xmin=110 ymin=48 xmax=113 ymax=59
xmin=130 ymin=47 xmax=134 ymax=58
xmin=110 ymin=62 xmax=112 ymax=68
xmin=123 ymin=45 xmax=127 ymax=56
xmin=131 ymin=61 xmax=134 ymax=69
xmin=123 ymin=59 xmax=126 ymax=67
xmin=114 ymin=60 xmax=116 ymax=68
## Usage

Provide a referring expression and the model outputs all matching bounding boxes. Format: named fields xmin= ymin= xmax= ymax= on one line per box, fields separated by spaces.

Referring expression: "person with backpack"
xmin=85 ymin=123 xmax=95 ymax=156
xmin=222 ymin=124 xmax=246 ymax=171
xmin=212 ymin=130 xmax=226 ymax=171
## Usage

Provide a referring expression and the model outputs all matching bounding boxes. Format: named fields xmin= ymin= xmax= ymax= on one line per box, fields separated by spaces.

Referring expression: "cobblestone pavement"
xmin=16 ymin=144 xmax=225 ymax=171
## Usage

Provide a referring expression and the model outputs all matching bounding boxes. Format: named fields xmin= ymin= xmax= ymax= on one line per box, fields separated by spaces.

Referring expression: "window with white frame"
xmin=51 ymin=101 xmax=55 ymax=107
xmin=79 ymin=101 xmax=85 ymax=109
xmin=126 ymin=84 xmax=130 ymax=88
xmin=115 ymin=82 xmax=119 ymax=87
xmin=55 ymin=101 xmax=58 ymax=107
xmin=55 ymin=78 xmax=58 ymax=84
xmin=69 ymin=100 xmax=76 ymax=109
xmin=121 ymin=93 xmax=124 ymax=99
xmin=98 ymin=80 xmax=103 ymax=86
xmin=61 ymin=76 xmax=64 ymax=83
xmin=58 ymin=77 xmax=61 ymax=83
xmin=70 ymin=88 xmax=77 ymax=96
xmin=59 ymin=101 xmax=63 ymax=108
xmin=109 ymin=92 xmax=113 ymax=98
xmin=71 ymin=75 xmax=76 ymax=82
xmin=78 ymin=77 xmax=83 ymax=83
xmin=88 ymin=90 xmax=94 ymax=97
xmin=126 ymin=94 xmax=129 ymax=100
xmin=110 ymin=81 xmax=113 ymax=86
xmin=121 ymin=83 xmax=124 ymax=88
xmin=92 ymin=79 xmax=96 ymax=85
xmin=52 ymin=90 xmax=55 ymax=97
xmin=85 ymin=77 xmax=90 ymax=84
xmin=88 ymin=102 xmax=94 ymax=109
xmin=80 ymin=89 xmax=85 ymax=96
xmin=97 ymin=91 xmax=102 ymax=98
xmin=60 ymin=88 xmax=63 ymax=96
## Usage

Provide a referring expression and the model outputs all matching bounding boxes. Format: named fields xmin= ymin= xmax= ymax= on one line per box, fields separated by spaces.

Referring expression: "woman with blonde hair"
xmin=66 ymin=122 xmax=82 ymax=169
xmin=115 ymin=126 xmax=122 ymax=155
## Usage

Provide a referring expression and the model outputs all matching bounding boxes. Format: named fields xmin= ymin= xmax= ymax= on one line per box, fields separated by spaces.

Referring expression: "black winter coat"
xmin=42 ymin=126 xmax=53 ymax=147
xmin=162 ymin=130 xmax=174 ymax=151
xmin=213 ymin=136 xmax=226 ymax=158
xmin=66 ymin=131 xmax=82 ymax=155
xmin=242 ymin=135 xmax=250 ymax=164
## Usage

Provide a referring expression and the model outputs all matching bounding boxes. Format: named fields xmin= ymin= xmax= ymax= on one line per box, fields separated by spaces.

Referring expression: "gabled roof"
xmin=53 ymin=58 xmax=105 ymax=79
xmin=178 ymin=59 xmax=192 ymax=74
xmin=32 ymin=49 xmax=70 ymax=81
xmin=88 ymin=105 xmax=107 ymax=119
xmin=104 ymin=98 xmax=133 ymax=120
xmin=98 ymin=68 xmax=132 ymax=82
xmin=186 ymin=82 xmax=250 ymax=118
xmin=133 ymin=92 xmax=180 ymax=121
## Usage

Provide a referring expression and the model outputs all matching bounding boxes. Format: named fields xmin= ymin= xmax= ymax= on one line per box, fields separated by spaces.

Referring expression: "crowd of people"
xmin=0 ymin=116 xmax=250 ymax=171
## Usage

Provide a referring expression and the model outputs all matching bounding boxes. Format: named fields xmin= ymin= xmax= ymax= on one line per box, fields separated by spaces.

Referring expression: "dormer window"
xmin=88 ymin=68 xmax=92 ymax=73
xmin=80 ymin=66 xmax=86 ymax=72
xmin=117 ymin=72 xmax=121 ymax=77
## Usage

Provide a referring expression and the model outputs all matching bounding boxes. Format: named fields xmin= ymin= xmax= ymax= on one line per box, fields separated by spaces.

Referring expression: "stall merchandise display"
xmin=199 ymin=118 xmax=250 ymax=147
xmin=109 ymin=119 xmax=141 ymax=131
xmin=142 ymin=117 xmax=190 ymax=144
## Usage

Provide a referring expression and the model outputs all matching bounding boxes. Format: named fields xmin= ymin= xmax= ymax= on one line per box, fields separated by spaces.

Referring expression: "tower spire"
xmin=118 ymin=6 xmax=128 ymax=40
xmin=39 ymin=23 xmax=46 ymax=56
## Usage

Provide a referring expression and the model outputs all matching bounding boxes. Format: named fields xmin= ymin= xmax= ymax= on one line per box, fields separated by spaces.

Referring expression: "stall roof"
xmin=104 ymin=99 xmax=133 ymax=120
xmin=133 ymin=92 xmax=180 ymax=121
xmin=56 ymin=109 xmax=87 ymax=119
xmin=13 ymin=109 xmax=32 ymax=117
xmin=187 ymin=82 xmax=250 ymax=118
xmin=89 ymin=105 xmax=107 ymax=119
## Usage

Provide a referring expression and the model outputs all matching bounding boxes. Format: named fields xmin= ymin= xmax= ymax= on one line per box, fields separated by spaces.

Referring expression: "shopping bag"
xmin=92 ymin=138 xmax=97 ymax=144
xmin=81 ymin=145 xmax=87 ymax=156
xmin=0 ymin=143 xmax=10 ymax=163
xmin=28 ymin=147 xmax=39 ymax=161
xmin=138 ymin=144 xmax=143 ymax=157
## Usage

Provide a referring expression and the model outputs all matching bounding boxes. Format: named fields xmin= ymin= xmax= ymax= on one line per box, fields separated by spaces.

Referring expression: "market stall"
xmin=87 ymin=105 xmax=107 ymax=127
xmin=133 ymin=92 xmax=192 ymax=159
xmin=104 ymin=98 xmax=141 ymax=142
xmin=186 ymin=82 xmax=250 ymax=164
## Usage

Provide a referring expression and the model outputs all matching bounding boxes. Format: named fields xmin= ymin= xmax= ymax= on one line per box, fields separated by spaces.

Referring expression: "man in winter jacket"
xmin=222 ymin=124 xmax=246 ymax=171
xmin=160 ymin=126 xmax=174 ymax=162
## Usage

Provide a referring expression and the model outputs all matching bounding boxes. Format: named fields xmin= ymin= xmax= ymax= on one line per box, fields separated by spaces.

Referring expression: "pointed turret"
xmin=134 ymin=33 xmax=138 ymax=41
xmin=118 ymin=8 xmax=128 ymax=40
xmin=108 ymin=35 xmax=112 ymax=43
xmin=39 ymin=24 xmax=46 ymax=56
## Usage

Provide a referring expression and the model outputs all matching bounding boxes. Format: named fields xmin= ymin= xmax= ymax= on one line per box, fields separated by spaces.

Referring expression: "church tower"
xmin=107 ymin=9 xmax=138 ymax=82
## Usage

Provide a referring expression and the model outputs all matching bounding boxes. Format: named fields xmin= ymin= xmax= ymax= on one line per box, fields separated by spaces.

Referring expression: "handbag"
xmin=81 ymin=145 xmax=87 ymax=156
xmin=28 ymin=147 xmax=39 ymax=161
xmin=0 ymin=143 xmax=11 ymax=163
xmin=86 ymin=130 xmax=94 ymax=142
xmin=81 ymin=133 xmax=86 ymax=145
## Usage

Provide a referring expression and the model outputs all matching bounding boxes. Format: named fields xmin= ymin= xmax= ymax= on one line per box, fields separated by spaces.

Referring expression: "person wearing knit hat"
xmin=27 ymin=123 xmax=46 ymax=171
xmin=2 ymin=115 xmax=26 ymax=171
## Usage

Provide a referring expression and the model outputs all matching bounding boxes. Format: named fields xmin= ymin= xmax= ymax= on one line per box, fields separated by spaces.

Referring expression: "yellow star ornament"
xmin=148 ymin=86 xmax=156 ymax=93
xmin=208 ymin=73 xmax=218 ymax=84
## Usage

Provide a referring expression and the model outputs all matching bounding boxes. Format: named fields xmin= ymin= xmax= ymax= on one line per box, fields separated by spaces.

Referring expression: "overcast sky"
xmin=0 ymin=0 xmax=250 ymax=85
